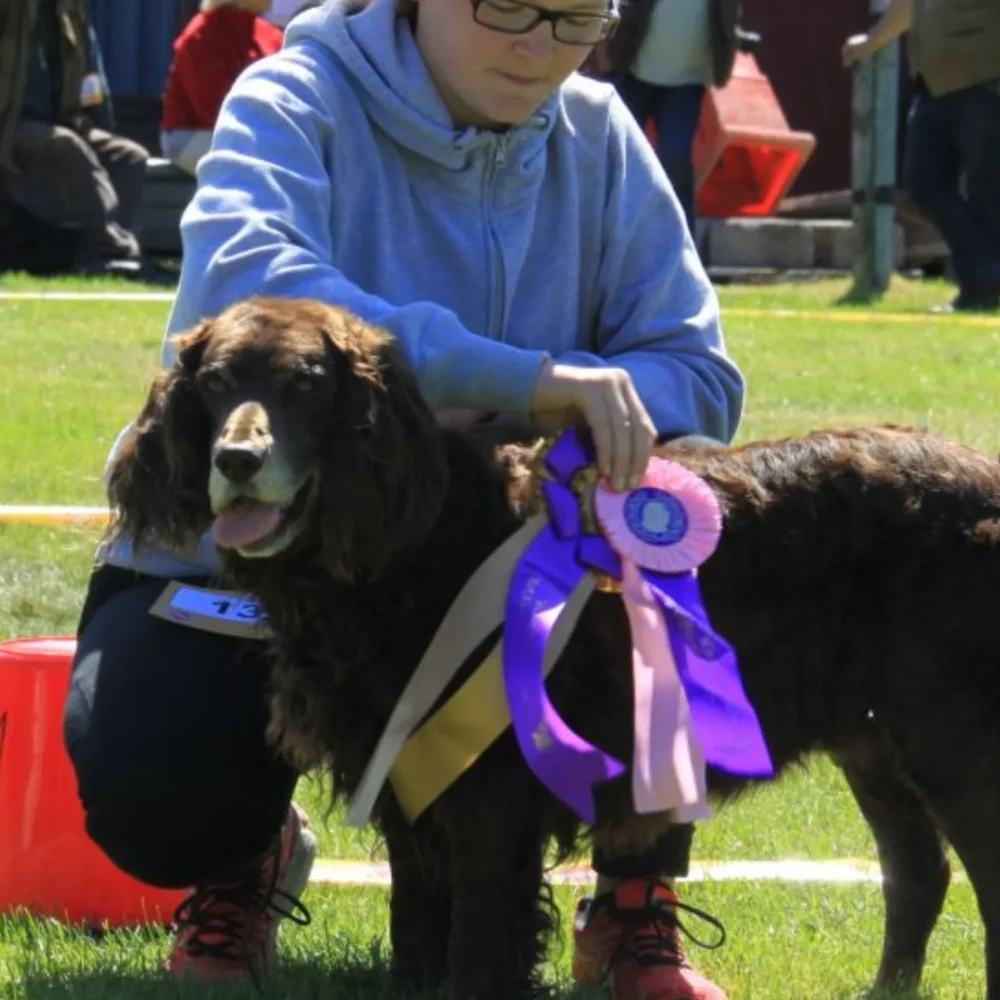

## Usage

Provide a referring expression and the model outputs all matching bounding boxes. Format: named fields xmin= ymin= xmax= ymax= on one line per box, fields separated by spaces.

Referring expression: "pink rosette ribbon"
xmin=503 ymin=429 xmax=773 ymax=824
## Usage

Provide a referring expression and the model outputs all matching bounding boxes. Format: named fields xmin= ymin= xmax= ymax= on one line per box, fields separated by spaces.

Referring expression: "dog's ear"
xmin=106 ymin=320 xmax=215 ymax=548
xmin=316 ymin=312 xmax=449 ymax=582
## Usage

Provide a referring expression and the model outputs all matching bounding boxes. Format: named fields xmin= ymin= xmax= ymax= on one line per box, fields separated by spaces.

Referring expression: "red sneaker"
xmin=572 ymin=879 xmax=727 ymax=1000
xmin=166 ymin=803 xmax=316 ymax=983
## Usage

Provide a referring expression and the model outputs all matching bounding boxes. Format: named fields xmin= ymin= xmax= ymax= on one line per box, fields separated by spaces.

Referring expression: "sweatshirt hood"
xmin=284 ymin=0 xmax=559 ymax=169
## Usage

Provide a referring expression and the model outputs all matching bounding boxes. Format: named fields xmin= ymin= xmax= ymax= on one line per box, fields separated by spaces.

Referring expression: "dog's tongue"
xmin=212 ymin=502 xmax=283 ymax=550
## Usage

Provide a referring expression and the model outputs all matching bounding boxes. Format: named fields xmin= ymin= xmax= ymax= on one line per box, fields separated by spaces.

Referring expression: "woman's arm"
xmin=842 ymin=0 xmax=913 ymax=66
xmin=554 ymin=93 xmax=745 ymax=445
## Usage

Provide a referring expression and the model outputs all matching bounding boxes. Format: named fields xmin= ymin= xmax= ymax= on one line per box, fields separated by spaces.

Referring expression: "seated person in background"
xmin=160 ymin=0 xmax=285 ymax=176
xmin=84 ymin=17 xmax=116 ymax=133
xmin=0 ymin=0 xmax=160 ymax=281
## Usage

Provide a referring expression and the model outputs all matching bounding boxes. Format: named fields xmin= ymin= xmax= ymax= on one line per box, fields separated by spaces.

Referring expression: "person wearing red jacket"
xmin=160 ymin=0 xmax=284 ymax=175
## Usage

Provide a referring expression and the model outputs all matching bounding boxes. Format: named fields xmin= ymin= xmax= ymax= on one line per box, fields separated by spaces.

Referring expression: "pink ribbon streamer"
xmin=622 ymin=560 xmax=712 ymax=821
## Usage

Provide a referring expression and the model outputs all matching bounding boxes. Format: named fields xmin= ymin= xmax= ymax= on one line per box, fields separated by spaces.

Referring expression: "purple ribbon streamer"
xmin=503 ymin=430 xmax=773 ymax=823
xmin=504 ymin=528 xmax=627 ymax=823
xmin=644 ymin=573 xmax=772 ymax=777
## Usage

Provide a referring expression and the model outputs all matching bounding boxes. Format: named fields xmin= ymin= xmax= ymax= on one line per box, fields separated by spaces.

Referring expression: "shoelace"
xmin=605 ymin=880 xmax=727 ymax=973
xmin=171 ymin=838 xmax=311 ymax=991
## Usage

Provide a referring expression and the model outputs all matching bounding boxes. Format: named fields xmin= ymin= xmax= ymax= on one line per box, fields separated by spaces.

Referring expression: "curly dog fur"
xmin=108 ymin=297 xmax=1000 ymax=999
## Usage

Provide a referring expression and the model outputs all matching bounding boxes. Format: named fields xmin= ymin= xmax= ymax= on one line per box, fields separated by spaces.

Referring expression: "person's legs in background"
xmin=0 ymin=174 xmax=80 ymax=275
xmin=84 ymin=127 xmax=149 ymax=237
xmin=8 ymin=120 xmax=141 ymax=270
xmin=615 ymin=78 xmax=705 ymax=241
xmin=65 ymin=568 xmax=315 ymax=981
xmin=955 ymin=82 xmax=1000 ymax=307
xmin=650 ymin=84 xmax=706 ymax=238
xmin=904 ymin=83 xmax=1000 ymax=311
xmin=616 ymin=73 xmax=659 ymax=143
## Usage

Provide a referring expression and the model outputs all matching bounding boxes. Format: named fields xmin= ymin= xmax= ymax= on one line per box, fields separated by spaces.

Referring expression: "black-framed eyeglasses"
xmin=470 ymin=0 xmax=620 ymax=46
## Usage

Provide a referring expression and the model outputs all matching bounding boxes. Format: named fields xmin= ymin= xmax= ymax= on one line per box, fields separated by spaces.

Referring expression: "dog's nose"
xmin=214 ymin=444 xmax=265 ymax=484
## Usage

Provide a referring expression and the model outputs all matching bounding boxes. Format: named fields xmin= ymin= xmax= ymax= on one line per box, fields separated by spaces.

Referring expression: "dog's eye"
xmin=292 ymin=366 xmax=325 ymax=393
xmin=200 ymin=372 xmax=230 ymax=395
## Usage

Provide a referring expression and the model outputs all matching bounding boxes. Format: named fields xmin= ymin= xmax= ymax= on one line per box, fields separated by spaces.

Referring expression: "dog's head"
xmin=108 ymin=297 xmax=449 ymax=581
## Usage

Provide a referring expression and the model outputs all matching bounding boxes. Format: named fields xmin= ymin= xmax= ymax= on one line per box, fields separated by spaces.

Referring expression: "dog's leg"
xmin=384 ymin=816 xmax=452 ymax=994
xmin=913 ymin=772 xmax=1000 ymax=1000
xmin=840 ymin=756 xmax=950 ymax=993
xmin=940 ymin=829 xmax=1000 ymax=1000
xmin=445 ymin=803 xmax=550 ymax=1000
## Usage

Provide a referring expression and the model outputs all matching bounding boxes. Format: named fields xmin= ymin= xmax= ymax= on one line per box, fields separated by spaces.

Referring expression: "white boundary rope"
xmin=0 ymin=505 xmax=109 ymax=528
xmin=308 ymin=857 xmax=938 ymax=887
xmin=1 ymin=289 xmax=997 ymax=326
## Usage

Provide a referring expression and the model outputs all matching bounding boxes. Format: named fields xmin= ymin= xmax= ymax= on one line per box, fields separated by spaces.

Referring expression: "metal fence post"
xmin=852 ymin=0 xmax=900 ymax=299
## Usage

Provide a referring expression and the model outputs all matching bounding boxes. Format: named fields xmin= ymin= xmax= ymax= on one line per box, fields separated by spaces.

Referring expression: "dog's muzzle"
xmin=214 ymin=442 xmax=268 ymax=485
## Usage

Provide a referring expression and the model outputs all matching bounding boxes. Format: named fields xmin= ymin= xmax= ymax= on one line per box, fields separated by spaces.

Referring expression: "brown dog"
xmin=108 ymin=297 xmax=1000 ymax=1000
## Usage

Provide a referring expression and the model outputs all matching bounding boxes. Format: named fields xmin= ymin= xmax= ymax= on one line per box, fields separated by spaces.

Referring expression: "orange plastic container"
xmin=694 ymin=52 xmax=816 ymax=218
xmin=0 ymin=636 xmax=185 ymax=927
xmin=644 ymin=53 xmax=816 ymax=219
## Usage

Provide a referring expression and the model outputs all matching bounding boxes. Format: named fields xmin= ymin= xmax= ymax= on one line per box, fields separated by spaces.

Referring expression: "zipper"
xmin=483 ymin=135 xmax=509 ymax=341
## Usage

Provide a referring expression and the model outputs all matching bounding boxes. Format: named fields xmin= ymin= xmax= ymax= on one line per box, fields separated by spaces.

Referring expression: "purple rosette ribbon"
xmin=503 ymin=429 xmax=773 ymax=824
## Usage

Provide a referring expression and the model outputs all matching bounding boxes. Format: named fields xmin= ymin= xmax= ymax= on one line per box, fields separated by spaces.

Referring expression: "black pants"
xmin=4 ymin=121 xmax=146 ymax=267
xmin=615 ymin=75 xmax=707 ymax=237
xmin=903 ymin=79 xmax=1000 ymax=297
xmin=0 ymin=181 xmax=80 ymax=275
xmin=64 ymin=566 xmax=695 ymax=890
xmin=64 ymin=568 xmax=296 ymax=888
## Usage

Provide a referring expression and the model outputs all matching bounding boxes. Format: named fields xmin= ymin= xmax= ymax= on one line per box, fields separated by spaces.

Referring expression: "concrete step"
xmin=135 ymin=158 xmax=195 ymax=257
xmin=695 ymin=217 xmax=906 ymax=273
xmin=136 ymin=161 xmax=907 ymax=279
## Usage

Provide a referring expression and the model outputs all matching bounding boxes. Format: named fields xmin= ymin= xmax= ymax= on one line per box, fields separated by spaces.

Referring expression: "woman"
xmin=160 ymin=0 xmax=284 ymax=175
xmin=65 ymin=1 xmax=744 ymax=998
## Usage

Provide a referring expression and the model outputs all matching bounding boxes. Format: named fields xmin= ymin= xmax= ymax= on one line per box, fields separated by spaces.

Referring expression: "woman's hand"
xmin=530 ymin=362 xmax=656 ymax=491
xmin=842 ymin=33 xmax=874 ymax=68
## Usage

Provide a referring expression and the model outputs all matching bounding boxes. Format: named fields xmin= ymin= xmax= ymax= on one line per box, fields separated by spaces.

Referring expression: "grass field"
xmin=1 ymin=274 xmax=997 ymax=997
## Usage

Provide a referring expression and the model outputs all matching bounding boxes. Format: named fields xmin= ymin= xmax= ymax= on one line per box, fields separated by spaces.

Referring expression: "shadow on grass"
xmin=16 ymin=972 xmax=606 ymax=1000
xmin=834 ymin=989 xmax=935 ymax=1000
xmin=17 ymin=965 xmax=399 ymax=1000
xmin=14 ymin=966 xmax=939 ymax=1000
xmin=14 ymin=951 xmax=605 ymax=1000
xmin=834 ymin=282 xmax=886 ymax=307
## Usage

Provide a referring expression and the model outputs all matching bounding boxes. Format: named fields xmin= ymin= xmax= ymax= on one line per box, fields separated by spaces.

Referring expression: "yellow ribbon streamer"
xmin=389 ymin=573 xmax=597 ymax=823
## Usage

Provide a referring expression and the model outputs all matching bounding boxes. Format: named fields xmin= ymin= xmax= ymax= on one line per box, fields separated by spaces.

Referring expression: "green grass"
xmin=717 ymin=273 xmax=957 ymax=313
xmin=0 ymin=267 xmax=178 ymax=295
xmin=0 ymin=883 xmax=987 ymax=999
xmin=0 ymin=268 xmax=970 ymax=310
xmin=0 ymin=274 xmax=996 ymax=997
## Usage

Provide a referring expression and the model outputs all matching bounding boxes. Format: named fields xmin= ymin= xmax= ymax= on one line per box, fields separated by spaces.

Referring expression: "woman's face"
xmin=413 ymin=0 xmax=614 ymax=129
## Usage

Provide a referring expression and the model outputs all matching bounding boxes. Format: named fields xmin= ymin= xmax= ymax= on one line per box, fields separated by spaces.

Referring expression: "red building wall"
xmin=743 ymin=0 xmax=872 ymax=195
